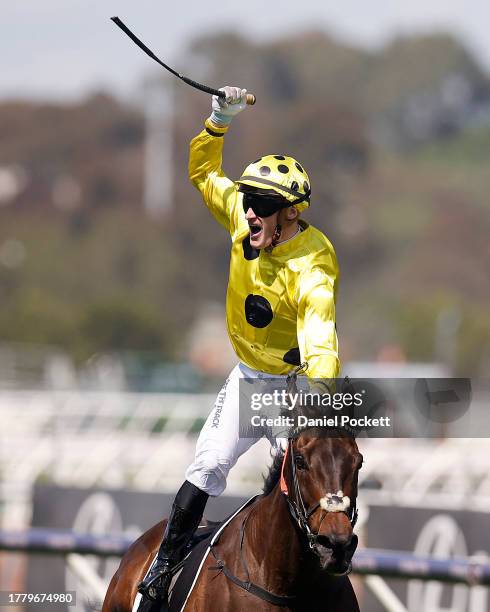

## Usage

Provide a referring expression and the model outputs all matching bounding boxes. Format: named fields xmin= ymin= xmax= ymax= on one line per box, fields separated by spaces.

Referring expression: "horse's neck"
xmin=246 ymin=484 xmax=303 ymax=592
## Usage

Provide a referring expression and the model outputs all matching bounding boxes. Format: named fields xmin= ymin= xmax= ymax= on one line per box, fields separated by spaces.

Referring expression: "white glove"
xmin=210 ymin=86 xmax=248 ymax=127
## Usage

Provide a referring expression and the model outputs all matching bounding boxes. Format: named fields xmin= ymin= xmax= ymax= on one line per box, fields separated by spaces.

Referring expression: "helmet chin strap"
xmin=268 ymin=223 xmax=282 ymax=251
xmin=264 ymin=209 xmax=284 ymax=253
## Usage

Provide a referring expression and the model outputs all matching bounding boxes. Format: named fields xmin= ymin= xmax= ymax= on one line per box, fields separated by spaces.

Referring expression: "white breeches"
xmin=185 ymin=363 xmax=289 ymax=496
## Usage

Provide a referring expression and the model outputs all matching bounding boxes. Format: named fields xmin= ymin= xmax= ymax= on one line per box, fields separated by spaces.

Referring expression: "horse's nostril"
xmin=315 ymin=535 xmax=330 ymax=548
xmin=324 ymin=533 xmax=352 ymax=549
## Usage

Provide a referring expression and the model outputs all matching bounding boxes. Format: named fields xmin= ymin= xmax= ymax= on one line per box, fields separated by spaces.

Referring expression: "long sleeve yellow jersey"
xmin=189 ymin=119 xmax=340 ymax=379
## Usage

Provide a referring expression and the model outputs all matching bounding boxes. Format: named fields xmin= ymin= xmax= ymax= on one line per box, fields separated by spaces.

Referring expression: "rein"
xmin=209 ymin=438 xmax=358 ymax=607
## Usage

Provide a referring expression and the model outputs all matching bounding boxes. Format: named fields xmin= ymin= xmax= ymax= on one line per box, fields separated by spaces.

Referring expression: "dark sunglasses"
xmin=242 ymin=193 xmax=289 ymax=218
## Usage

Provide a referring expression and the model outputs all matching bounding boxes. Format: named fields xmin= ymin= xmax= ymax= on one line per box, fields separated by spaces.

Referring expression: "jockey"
xmin=138 ymin=86 xmax=340 ymax=602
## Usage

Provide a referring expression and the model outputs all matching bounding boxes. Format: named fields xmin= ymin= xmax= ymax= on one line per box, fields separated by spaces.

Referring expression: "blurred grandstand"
xmin=1 ymin=345 xmax=489 ymax=532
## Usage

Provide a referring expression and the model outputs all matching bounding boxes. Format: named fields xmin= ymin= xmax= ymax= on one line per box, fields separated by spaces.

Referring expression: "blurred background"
xmin=1 ymin=1 xmax=489 ymax=611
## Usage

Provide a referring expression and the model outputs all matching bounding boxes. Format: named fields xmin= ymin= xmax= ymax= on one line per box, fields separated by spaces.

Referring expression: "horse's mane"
xmin=262 ymin=449 xmax=285 ymax=496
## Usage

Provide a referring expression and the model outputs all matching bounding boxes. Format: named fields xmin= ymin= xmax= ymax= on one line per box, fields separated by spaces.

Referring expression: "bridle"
xmin=280 ymin=437 xmax=358 ymax=555
xmin=209 ymin=439 xmax=359 ymax=606
xmin=280 ymin=366 xmax=358 ymax=552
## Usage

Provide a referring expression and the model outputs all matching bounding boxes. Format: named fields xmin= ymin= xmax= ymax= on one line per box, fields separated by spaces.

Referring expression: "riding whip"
xmin=111 ymin=17 xmax=256 ymax=105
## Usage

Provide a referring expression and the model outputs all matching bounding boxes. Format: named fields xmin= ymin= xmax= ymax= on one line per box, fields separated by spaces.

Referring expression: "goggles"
xmin=242 ymin=192 xmax=289 ymax=218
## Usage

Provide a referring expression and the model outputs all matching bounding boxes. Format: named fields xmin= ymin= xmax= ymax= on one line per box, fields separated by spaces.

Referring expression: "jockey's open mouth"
xmin=245 ymin=207 xmax=282 ymax=250
xmin=249 ymin=222 xmax=262 ymax=236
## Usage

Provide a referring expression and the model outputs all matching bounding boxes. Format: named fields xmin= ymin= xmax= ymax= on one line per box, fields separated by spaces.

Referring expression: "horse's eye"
xmin=294 ymin=454 xmax=307 ymax=470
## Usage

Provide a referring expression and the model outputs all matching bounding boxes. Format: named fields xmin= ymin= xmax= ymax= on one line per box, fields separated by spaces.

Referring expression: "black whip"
xmin=110 ymin=17 xmax=256 ymax=105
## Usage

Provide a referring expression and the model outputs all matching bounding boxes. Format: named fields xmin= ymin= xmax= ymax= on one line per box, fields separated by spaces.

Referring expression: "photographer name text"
xmin=250 ymin=414 xmax=391 ymax=428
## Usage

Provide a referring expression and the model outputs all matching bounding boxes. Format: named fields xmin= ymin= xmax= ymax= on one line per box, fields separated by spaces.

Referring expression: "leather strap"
xmin=209 ymin=546 xmax=296 ymax=607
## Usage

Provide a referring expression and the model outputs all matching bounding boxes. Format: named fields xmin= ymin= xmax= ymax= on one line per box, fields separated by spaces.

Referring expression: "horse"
xmin=102 ymin=430 xmax=362 ymax=612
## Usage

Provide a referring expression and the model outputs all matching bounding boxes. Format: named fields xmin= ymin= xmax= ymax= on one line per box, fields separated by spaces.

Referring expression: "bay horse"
xmin=103 ymin=430 xmax=362 ymax=611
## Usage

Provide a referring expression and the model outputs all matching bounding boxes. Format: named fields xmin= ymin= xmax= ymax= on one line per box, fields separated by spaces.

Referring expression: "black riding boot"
xmin=138 ymin=481 xmax=208 ymax=602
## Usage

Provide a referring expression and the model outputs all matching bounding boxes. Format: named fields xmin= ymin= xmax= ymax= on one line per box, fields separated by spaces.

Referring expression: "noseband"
xmin=280 ymin=438 xmax=358 ymax=555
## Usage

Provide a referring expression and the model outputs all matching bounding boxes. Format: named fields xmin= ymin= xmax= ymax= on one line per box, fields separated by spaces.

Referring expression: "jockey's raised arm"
xmin=189 ymin=86 xmax=248 ymax=236
xmin=188 ymin=119 xmax=242 ymax=236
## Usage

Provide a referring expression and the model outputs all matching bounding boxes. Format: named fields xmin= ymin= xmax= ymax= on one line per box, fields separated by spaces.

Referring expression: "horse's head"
xmin=282 ymin=432 xmax=362 ymax=575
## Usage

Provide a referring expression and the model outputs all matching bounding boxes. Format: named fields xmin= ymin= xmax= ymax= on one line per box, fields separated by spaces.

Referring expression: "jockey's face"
xmin=245 ymin=206 xmax=281 ymax=250
xmin=245 ymin=204 xmax=299 ymax=250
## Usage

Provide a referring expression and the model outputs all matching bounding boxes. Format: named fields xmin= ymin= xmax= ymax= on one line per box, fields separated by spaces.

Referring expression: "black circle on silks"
xmin=278 ymin=164 xmax=289 ymax=174
xmin=274 ymin=155 xmax=286 ymax=160
xmin=242 ymin=235 xmax=260 ymax=261
xmin=260 ymin=166 xmax=271 ymax=176
xmin=245 ymin=294 xmax=273 ymax=328
xmin=283 ymin=347 xmax=301 ymax=366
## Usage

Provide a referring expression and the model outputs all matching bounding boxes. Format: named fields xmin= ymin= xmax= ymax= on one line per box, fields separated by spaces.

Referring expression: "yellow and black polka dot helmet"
xmin=236 ymin=155 xmax=311 ymax=212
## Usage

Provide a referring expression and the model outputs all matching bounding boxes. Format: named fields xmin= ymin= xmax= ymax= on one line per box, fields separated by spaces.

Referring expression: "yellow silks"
xmin=188 ymin=119 xmax=340 ymax=379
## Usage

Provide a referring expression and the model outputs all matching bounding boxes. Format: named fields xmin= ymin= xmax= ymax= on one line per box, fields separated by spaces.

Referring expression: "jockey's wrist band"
xmin=205 ymin=126 xmax=225 ymax=137
xmin=204 ymin=117 xmax=228 ymax=137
